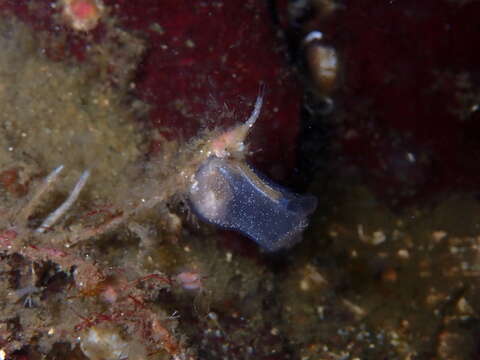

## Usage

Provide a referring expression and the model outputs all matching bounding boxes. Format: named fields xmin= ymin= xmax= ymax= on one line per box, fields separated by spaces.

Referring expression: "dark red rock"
xmin=111 ymin=0 xmax=301 ymax=179
xmin=337 ymin=1 xmax=480 ymax=205
xmin=287 ymin=0 xmax=480 ymax=205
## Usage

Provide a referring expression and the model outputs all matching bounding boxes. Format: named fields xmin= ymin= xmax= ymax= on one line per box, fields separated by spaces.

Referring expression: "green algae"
xmin=0 ymin=18 xmax=145 ymax=203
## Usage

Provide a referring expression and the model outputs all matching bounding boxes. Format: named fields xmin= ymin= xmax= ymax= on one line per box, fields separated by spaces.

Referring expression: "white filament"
xmin=36 ymin=169 xmax=90 ymax=233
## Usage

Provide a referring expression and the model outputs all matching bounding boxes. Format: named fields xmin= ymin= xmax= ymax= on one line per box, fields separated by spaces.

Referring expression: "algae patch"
xmin=0 ymin=18 xmax=145 ymax=202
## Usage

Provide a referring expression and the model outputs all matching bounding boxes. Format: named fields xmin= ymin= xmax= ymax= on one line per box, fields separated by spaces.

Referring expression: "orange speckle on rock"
xmin=61 ymin=0 xmax=104 ymax=31
xmin=72 ymin=1 xmax=95 ymax=19
xmin=381 ymin=267 xmax=398 ymax=283
xmin=0 ymin=168 xmax=28 ymax=197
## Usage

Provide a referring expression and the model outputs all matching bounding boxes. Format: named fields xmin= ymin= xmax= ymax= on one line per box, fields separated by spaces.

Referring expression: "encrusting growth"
xmin=0 ymin=90 xmax=271 ymax=359
xmin=0 ymin=164 xmax=188 ymax=359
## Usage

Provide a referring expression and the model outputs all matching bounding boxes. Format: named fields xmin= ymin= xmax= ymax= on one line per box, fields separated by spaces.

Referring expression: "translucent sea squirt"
xmin=189 ymin=156 xmax=317 ymax=252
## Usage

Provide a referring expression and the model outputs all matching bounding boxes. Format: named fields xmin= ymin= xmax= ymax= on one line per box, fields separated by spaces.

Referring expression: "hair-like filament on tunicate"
xmin=210 ymin=87 xmax=264 ymax=159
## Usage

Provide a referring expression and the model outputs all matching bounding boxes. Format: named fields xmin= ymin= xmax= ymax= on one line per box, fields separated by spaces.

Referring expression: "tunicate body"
xmin=189 ymin=156 xmax=317 ymax=252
